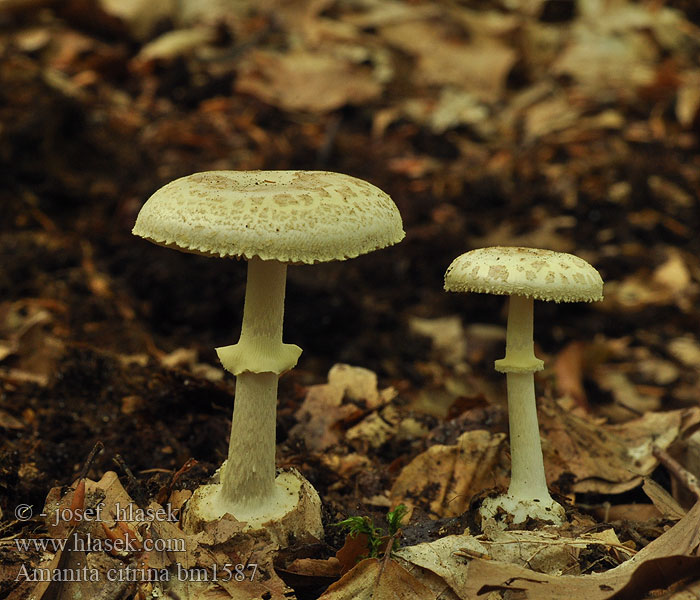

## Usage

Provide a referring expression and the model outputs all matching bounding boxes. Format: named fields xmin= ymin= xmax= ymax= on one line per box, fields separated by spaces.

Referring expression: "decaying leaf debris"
xmin=1 ymin=0 xmax=700 ymax=597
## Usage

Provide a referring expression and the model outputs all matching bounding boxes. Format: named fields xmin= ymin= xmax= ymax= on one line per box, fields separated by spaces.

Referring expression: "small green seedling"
xmin=335 ymin=504 xmax=408 ymax=559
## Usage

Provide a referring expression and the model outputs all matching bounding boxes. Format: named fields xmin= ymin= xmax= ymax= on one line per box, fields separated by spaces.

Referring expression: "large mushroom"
xmin=133 ymin=170 xmax=404 ymax=543
xmin=444 ymin=247 xmax=603 ymax=526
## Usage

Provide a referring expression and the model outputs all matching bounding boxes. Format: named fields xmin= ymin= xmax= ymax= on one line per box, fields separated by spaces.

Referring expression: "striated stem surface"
xmin=221 ymin=371 xmax=278 ymax=508
xmin=218 ymin=258 xmax=298 ymax=511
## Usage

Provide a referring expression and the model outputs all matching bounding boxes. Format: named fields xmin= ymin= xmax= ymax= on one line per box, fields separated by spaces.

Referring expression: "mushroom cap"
xmin=132 ymin=170 xmax=405 ymax=264
xmin=444 ymin=247 xmax=603 ymax=302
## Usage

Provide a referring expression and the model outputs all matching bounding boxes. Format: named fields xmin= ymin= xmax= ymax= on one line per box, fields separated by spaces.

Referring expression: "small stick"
xmin=652 ymin=445 xmax=700 ymax=499
xmin=78 ymin=441 xmax=104 ymax=481
xmin=113 ymin=454 xmax=148 ymax=508
xmin=69 ymin=441 xmax=104 ymax=526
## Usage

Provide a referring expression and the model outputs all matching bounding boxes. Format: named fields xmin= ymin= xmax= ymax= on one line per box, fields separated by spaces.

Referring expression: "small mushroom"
xmin=444 ymin=247 xmax=603 ymax=526
xmin=133 ymin=170 xmax=404 ymax=543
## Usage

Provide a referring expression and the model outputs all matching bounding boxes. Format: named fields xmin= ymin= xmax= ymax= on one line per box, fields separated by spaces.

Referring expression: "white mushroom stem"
xmin=495 ymin=295 xmax=544 ymax=374
xmin=505 ymin=372 xmax=549 ymax=501
xmin=498 ymin=296 xmax=549 ymax=501
xmin=217 ymin=257 xmax=302 ymax=376
xmin=216 ymin=257 xmax=302 ymax=515
xmin=482 ymin=294 xmax=564 ymax=525
xmin=222 ymin=371 xmax=278 ymax=510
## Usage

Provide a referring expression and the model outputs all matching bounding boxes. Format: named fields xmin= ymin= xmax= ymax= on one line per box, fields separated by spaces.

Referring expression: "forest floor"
xmin=1 ymin=0 xmax=700 ymax=598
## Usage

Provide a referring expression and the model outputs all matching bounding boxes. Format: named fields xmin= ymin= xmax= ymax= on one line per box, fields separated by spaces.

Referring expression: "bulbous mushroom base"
xmin=184 ymin=468 xmax=323 ymax=547
xmin=480 ymin=493 xmax=565 ymax=529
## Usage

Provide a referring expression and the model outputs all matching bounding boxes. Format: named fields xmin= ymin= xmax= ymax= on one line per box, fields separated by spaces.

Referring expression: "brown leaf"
xmin=336 ymin=533 xmax=371 ymax=575
xmin=136 ymin=27 xmax=216 ymax=61
xmin=390 ymin=430 xmax=507 ymax=518
xmin=408 ymin=316 xmax=467 ymax=366
xmin=642 ymin=477 xmax=686 ymax=521
xmin=398 ymin=500 xmax=700 ymax=599
xmin=0 ymin=408 xmax=24 ymax=429
xmin=554 ymin=341 xmax=588 ymax=409
xmin=236 ymin=49 xmax=382 ymax=113
xmin=669 ymin=336 xmax=700 ymax=369
xmin=320 ymin=558 xmax=435 ymax=600
xmin=292 ymin=364 xmax=395 ymax=451
xmin=346 ymin=411 xmax=397 ymax=450
xmin=0 ymin=300 xmax=65 ymax=387
xmin=676 ymin=70 xmax=700 ymax=128
xmin=540 ymin=400 xmax=700 ymax=494
xmin=379 ymin=20 xmax=515 ymax=101
xmin=96 ymin=0 xmax=175 ymax=40
xmin=550 ymin=1 xmax=688 ymax=100
xmin=286 ymin=557 xmax=341 ymax=578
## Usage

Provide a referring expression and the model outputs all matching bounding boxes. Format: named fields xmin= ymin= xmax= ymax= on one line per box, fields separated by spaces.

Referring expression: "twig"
xmin=652 ymin=445 xmax=700 ymax=499
xmin=77 ymin=441 xmax=104 ymax=481
xmin=376 ymin=530 xmax=402 ymax=584
xmin=113 ymin=454 xmax=148 ymax=508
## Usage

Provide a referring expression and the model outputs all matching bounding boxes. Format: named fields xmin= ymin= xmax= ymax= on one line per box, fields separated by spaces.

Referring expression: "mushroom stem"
xmin=495 ymin=295 xmax=544 ymax=373
xmin=218 ymin=257 xmax=298 ymax=513
xmin=500 ymin=295 xmax=548 ymax=497
xmin=216 ymin=257 xmax=302 ymax=376
xmin=222 ymin=371 xmax=278 ymax=510
xmin=483 ymin=294 xmax=563 ymax=525
xmin=505 ymin=372 xmax=549 ymax=501
xmin=239 ymin=257 xmax=287 ymax=349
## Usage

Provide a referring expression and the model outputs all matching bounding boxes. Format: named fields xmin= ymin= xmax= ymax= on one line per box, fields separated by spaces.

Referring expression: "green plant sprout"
xmin=335 ymin=504 xmax=408 ymax=559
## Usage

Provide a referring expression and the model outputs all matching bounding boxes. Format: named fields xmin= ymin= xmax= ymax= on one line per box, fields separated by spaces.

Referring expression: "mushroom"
xmin=444 ymin=247 xmax=603 ymax=526
xmin=133 ymin=170 xmax=404 ymax=543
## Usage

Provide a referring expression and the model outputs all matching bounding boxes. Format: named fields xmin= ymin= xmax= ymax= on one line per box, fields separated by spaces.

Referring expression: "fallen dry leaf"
xmin=408 ymin=315 xmax=467 ymax=366
xmin=524 ymin=94 xmax=583 ymax=142
xmin=336 ymin=532 xmax=372 ymax=575
xmin=98 ymin=0 xmax=176 ymax=40
xmin=328 ymin=363 xmax=396 ymax=411
xmin=31 ymin=472 xmax=291 ymax=600
xmin=136 ymin=27 xmax=216 ymax=62
xmin=319 ymin=557 xmax=435 ymax=600
xmin=0 ymin=408 xmax=24 ymax=429
xmin=596 ymin=503 xmax=662 ymax=522
xmin=652 ymin=249 xmax=692 ymax=295
xmin=292 ymin=364 xmax=395 ymax=451
xmin=397 ymin=499 xmax=700 ymax=600
xmin=669 ymin=336 xmax=700 ymax=369
xmin=286 ymin=557 xmax=341 ymax=578
xmin=554 ymin=340 xmax=588 ymax=409
xmin=593 ymin=367 xmax=663 ymax=414
xmin=600 ymin=250 xmax=698 ymax=314
xmin=550 ymin=0 xmax=691 ymax=101
xmin=0 ymin=300 xmax=65 ymax=387
xmin=379 ymin=19 xmax=516 ymax=101
xmin=676 ymin=70 xmax=700 ymax=127
xmin=399 ymin=527 xmax=634 ymax=582
xmin=345 ymin=411 xmax=396 ymax=450
xmin=235 ymin=48 xmax=382 ymax=113
xmin=321 ymin=452 xmax=372 ymax=479
xmin=390 ymin=429 xmax=507 ymax=518
xmin=642 ymin=477 xmax=686 ymax=521
xmin=541 ymin=401 xmax=700 ymax=494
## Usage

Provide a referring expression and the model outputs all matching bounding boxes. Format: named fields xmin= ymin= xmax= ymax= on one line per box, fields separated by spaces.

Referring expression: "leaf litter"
xmin=2 ymin=0 xmax=700 ymax=597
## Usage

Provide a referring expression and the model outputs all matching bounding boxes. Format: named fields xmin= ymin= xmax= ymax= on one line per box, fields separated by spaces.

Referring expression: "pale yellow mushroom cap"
xmin=132 ymin=170 xmax=405 ymax=264
xmin=444 ymin=247 xmax=603 ymax=302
